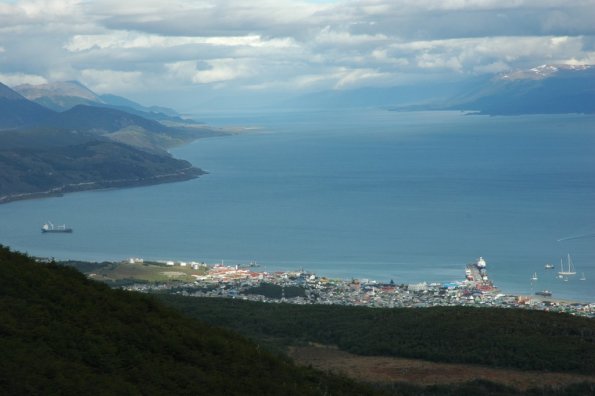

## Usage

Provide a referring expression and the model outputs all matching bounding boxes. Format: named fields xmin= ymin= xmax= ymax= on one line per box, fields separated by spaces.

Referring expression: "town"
xmin=117 ymin=257 xmax=595 ymax=318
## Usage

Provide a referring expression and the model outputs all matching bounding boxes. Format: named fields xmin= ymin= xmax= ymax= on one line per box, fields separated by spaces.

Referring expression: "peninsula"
xmin=0 ymin=81 xmax=227 ymax=204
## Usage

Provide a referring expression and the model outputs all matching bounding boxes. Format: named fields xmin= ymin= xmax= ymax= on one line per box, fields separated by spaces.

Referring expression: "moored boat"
xmin=535 ymin=290 xmax=552 ymax=297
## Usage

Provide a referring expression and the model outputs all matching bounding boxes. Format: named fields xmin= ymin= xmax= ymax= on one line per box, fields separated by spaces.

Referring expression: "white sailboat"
xmin=558 ymin=254 xmax=576 ymax=277
xmin=580 ymin=272 xmax=586 ymax=281
xmin=531 ymin=272 xmax=538 ymax=281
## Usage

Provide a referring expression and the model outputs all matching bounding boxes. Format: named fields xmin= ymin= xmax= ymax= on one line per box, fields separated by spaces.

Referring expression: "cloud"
xmin=332 ymin=67 xmax=393 ymax=89
xmin=315 ymin=26 xmax=388 ymax=47
xmin=388 ymin=35 xmax=588 ymax=72
xmin=0 ymin=0 xmax=87 ymax=29
xmin=0 ymin=72 xmax=47 ymax=86
xmin=166 ymin=58 xmax=252 ymax=84
xmin=79 ymin=68 xmax=144 ymax=92
xmin=87 ymin=0 xmax=335 ymax=38
xmin=1 ymin=0 xmax=595 ymax=107
xmin=65 ymin=31 xmax=296 ymax=52
xmin=472 ymin=61 xmax=510 ymax=74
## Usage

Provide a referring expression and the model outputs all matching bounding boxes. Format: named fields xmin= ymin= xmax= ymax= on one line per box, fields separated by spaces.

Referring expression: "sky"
xmin=1 ymin=0 xmax=594 ymax=110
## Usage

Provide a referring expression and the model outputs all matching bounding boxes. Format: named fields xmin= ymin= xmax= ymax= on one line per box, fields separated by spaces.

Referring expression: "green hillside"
xmin=0 ymin=140 xmax=202 ymax=199
xmin=1 ymin=246 xmax=593 ymax=395
xmin=0 ymin=245 xmax=379 ymax=395
xmin=158 ymin=296 xmax=595 ymax=375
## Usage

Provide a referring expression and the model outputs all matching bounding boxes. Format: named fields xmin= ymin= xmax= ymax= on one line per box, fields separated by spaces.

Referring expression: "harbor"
xmin=107 ymin=256 xmax=594 ymax=318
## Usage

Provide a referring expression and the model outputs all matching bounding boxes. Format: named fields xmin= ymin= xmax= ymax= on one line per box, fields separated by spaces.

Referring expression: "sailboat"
xmin=580 ymin=272 xmax=586 ymax=281
xmin=558 ymin=254 xmax=576 ymax=277
xmin=531 ymin=272 xmax=538 ymax=281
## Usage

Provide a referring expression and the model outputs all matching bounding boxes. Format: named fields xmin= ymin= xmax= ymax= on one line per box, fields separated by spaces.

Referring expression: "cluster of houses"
xmin=120 ymin=260 xmax=594 ymax=318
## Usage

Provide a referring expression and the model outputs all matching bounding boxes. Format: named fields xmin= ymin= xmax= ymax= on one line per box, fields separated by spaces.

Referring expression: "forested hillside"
xmin=0 ymin=246 xmax=379 ymax=395
xmin=159 ymin=296 xmax=595 ymax=375
xmin=1 ymin=246 xmax=593 ymax=395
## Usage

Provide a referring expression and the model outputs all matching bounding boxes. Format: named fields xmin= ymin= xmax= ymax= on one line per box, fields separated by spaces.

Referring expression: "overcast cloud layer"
xmin=1 ymin=0 xmax=594 ymax=108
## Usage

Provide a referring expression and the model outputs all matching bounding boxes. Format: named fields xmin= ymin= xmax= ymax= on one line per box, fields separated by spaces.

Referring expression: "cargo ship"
xmin=41 ymin=222 xmax=73 ymax=233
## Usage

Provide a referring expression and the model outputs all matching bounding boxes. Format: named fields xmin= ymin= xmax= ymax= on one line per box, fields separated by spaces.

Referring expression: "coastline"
xmin=54 ymin=257 xmax=594 ymax=314
xmin=2 ymin=112 xmax=593 ymax=303
xmin=0 ymin=166 xmax=205 ymax=205
xmin=0 ymin=125 xmax=244 ymax=206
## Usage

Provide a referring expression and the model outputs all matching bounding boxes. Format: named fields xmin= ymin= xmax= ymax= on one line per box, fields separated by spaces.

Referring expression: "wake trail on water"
xmin=556 ymin=232 xmax=595 ymax=242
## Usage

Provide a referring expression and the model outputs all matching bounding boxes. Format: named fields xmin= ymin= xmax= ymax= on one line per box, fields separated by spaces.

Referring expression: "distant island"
xmin=0 ymin=81 xmax=229 ymax=204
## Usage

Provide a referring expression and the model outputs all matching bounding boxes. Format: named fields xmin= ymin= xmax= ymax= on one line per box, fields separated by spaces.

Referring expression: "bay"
xmin=1 ymin=109 xmax=594 ymax=301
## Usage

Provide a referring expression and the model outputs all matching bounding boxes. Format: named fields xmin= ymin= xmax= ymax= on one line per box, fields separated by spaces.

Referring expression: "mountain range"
xmin=439 ymin=64 xmax=595 ymax=115
xmin=0 ymin=82 xmax=54 ymax=129
xmin=2 ymin=65 xmax=593 ymax=203
xmin=13 ymin=80 xmax=190 ymax=123
xmin=0 ymin=82 xmax=224 ymax=204
xmin=289 ymin=64 xmax=595 ymax=115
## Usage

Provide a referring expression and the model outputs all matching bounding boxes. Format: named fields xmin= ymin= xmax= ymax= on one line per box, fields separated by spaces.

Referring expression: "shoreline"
xmin=127 ymin=264 xmax=595 ymax=316
xmin=33 ymin=254 xmax=594 ymax=305
xmin=0 ymin=166 xmax=204 ymax=205
xmin=53 ymin=257 xmax=594 ymax=311
xmin=0 ymin=125 xmax=245 ymax=206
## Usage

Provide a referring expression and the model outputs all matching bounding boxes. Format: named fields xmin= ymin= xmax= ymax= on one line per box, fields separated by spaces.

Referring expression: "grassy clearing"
xmin=85 ymin=261 xmax=207 ymax=283
xmin=288 ymin=345 xmax=595 ymax=391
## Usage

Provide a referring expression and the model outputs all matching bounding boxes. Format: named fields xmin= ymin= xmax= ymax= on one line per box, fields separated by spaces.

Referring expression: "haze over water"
xmin=1 ymin=109 xmax=594 ymax=301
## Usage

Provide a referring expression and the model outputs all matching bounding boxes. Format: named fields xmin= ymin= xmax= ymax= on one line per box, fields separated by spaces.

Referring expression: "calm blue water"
xmin=1 ymin=109 xmax=594 ymax=301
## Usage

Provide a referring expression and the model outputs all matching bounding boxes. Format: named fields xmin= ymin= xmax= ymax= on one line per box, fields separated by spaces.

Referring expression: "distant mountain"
xmin=44 ymin=104 xmax=170 ymax=134
xmin=436 ymin=64 xmax=595 ymax=115
xmin=3 ymin=81 xmax=205 ymax=152
xmin=99 ymin=93 xmax=180 ymax=117
xmin=39 ymin=104 xmax=215 ymax=154
xmin=286 ymin=80 xmax=479 ymax=109
xmin=0 ymin=82 xmax=221 ymax=203
xmin=0 ymin=246 xmax=373 ymax=395
xmin=13 ymin=80 xmax=101 ymax=111
xmin=0 ymin=82 xmax=29 ymax=100
xmin=290 ymin=64 xmax=595 ymax=116
xmin=13 ymin=81 xmax=193 ymax=123
xmin=0 ymin=82 xmax=53 ymax=129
